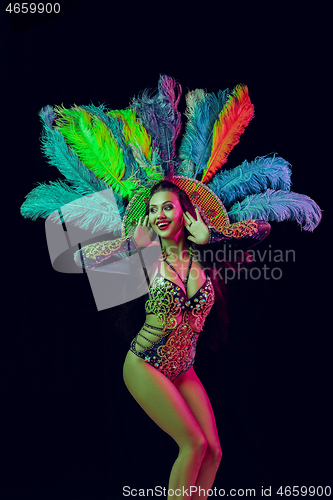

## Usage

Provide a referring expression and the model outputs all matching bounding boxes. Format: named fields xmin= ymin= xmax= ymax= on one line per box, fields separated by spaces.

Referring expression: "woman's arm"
xmin=184 ymin=208 xmax=270 ymax=248
xmin=208 ymin=219 xmax=271 ymax=248
xmin=74 ymin=215 xmax=154 ymax=270
xmin=74 ymin=234 xmax=138 ymax=270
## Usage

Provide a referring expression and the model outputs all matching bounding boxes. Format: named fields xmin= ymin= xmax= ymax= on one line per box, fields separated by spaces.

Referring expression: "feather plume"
xmin=130 ymin=75 xmax=182 ymax=169
xmin=207 ymin=155 xmax=292 ymax=209
xmin=228 ymin=189 xmax=322 ymax=231
xmin=40 ymin=104 xmax=56 ymax=128
xmin=80 ymin=103 xmax=135 ymax=180
xmin=108 ymin=108 xmax=164 ymax=183
xmin=39 ymin=106 xmax=112 ymax=196
xmin=54 ymin=105 xmax=137 ymax=199
xmin=20 ymin=180 xmax=80 ymax=220
xmin=20 ymin=180 xmax=124 ymax=233
xmin=201 ymin=85 xmax=254 ymax=184
xmin=184 ymin=89 xmax=207 ymax=120
xmin=110 ymin=108 xmax=152 ymax=159
xmin=82 ymin=103 xmax=163 ymax=185
xmin=178 ymin=89 xmax=230 ymax=177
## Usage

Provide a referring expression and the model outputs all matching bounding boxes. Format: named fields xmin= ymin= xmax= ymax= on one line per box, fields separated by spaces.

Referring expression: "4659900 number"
xmin=276 ymin=485 xmax=331 ymax=496
xmin=5 ymin=3 xmax=61 ymax=14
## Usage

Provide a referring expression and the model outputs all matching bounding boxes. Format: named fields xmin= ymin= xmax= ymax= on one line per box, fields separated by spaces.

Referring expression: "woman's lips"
xmin=156 ymin=220 xmax=171 ymax=230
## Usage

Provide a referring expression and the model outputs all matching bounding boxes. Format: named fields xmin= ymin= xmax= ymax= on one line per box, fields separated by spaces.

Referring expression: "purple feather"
xmin=131 ymin=75 xmax=182 ymax=169
xmin=39 ymin=105 xmax=56 ymax=129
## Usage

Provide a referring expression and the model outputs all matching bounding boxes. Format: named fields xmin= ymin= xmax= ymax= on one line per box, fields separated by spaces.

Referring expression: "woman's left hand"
xmin=183 ymin=208 xmax=210 ymax=245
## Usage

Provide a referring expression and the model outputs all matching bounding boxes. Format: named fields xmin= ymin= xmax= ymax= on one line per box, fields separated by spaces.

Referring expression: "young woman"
xmin=124 ymin=184 xmax=222 ymax=500
xmin=75 ymin=180 xmax=271 ymax=500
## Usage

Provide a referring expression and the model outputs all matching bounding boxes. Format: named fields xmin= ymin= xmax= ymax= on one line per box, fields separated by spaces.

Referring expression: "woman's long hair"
xmin=147 ymin=180 xmax=229 ymax=351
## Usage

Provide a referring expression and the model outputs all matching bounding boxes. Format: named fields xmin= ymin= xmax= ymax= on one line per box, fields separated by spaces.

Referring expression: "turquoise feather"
xmin=20 ymin=180 xmax=81 ymax=220
xmin=228 ymin=189 xmax=322 ymax=231
xmin=178 ymin=89 xmax=230 ymax=178
xmin=20 ymin=180 xmax=124 ymax=233
xmin=207 ymin=155 xmax=292 ymax=208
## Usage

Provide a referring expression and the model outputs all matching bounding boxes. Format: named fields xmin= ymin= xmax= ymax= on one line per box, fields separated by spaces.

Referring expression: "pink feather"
xmin=201 ymin=85 xmax=254 ymax=184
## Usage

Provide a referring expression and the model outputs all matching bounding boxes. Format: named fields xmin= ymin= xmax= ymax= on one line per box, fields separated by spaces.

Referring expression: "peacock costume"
xmin=21 ymin=75 xmax=322 ymax=380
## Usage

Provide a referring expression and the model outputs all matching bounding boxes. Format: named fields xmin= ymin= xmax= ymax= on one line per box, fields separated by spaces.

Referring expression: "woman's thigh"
xmin=173 ymin=367 xmax=221 ymax=451
xmin=123 ymin=351 xmax=206 ymax=449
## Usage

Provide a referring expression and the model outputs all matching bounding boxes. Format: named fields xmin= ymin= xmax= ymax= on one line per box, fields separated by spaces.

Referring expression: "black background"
xmin=1 ymin=2 xmax=331 ymax=499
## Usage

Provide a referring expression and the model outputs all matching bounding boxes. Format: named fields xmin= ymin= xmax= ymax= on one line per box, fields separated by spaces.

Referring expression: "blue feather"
xmin=20 ymin=180 xmax=124 ymax=233
xmin=207 ymin=155 xmax=292 ymax=209
xmin=228 ymin=189 xmax=322 ymax=231
xmin=178 ymin=88 xmax=230 ymax=178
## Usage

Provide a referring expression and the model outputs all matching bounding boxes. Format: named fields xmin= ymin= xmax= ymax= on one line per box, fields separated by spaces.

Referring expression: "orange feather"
xmin=201 ymin=85 xmax=254 ymax=184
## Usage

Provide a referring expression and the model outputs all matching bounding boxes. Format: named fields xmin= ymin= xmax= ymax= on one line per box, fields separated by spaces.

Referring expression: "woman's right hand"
xmin=133 ymin=215 xmax=154 ymax=248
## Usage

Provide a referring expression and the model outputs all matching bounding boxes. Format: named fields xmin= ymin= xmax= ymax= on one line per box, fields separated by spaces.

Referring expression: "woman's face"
xmin=148 ymin=190 xmax=184 ymax=240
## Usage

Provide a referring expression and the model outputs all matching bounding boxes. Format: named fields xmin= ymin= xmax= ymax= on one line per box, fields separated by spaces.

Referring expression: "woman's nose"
xmin=156 ymin=207 xmax=165 ymax=218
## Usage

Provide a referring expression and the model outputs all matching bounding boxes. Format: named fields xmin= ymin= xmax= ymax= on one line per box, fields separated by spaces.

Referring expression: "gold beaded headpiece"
xmin=121 ymin=176 xmax=230 ymax=238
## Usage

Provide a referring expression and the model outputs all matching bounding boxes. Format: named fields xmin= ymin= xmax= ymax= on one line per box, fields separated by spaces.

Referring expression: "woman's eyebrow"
xmin=149 ymin=201 xmax=175 ymax=207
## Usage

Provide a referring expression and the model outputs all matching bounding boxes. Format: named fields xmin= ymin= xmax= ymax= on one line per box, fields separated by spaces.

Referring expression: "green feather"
xmin=54 ymin=105 xmax=137 ymax=199
xmin=108 ymin=108 xmax=164 ymax=182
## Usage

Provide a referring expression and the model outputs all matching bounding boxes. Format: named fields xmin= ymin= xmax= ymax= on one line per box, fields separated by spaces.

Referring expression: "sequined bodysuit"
xmin=129 ymin=255 xmax=215 ymax=381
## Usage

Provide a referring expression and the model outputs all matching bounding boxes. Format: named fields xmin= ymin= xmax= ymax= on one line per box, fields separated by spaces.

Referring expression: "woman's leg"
xmin=173 ymin=367 xmax=222 ymax=500
xmin=123 ymin=352 xmax=208 ymax=500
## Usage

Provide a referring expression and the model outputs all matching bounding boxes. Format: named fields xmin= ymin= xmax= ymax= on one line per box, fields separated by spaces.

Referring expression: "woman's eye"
xmin=149 ymin=205 xmax=173 ymax=213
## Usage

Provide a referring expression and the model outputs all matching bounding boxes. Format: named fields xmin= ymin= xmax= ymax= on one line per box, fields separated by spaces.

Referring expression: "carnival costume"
xmin=21 ymin=76 xmax=322 ymax=380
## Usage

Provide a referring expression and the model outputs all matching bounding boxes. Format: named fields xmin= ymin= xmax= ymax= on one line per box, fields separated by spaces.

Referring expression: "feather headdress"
xmin=21 ymin=75 xmax=322 ymax=236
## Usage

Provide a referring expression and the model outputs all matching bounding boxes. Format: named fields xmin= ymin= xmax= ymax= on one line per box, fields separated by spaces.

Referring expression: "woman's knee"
xmin=182 ymin=431 xmax=208 ymax=460
xmin=204 ymin=441 xmax=222 ymax=465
